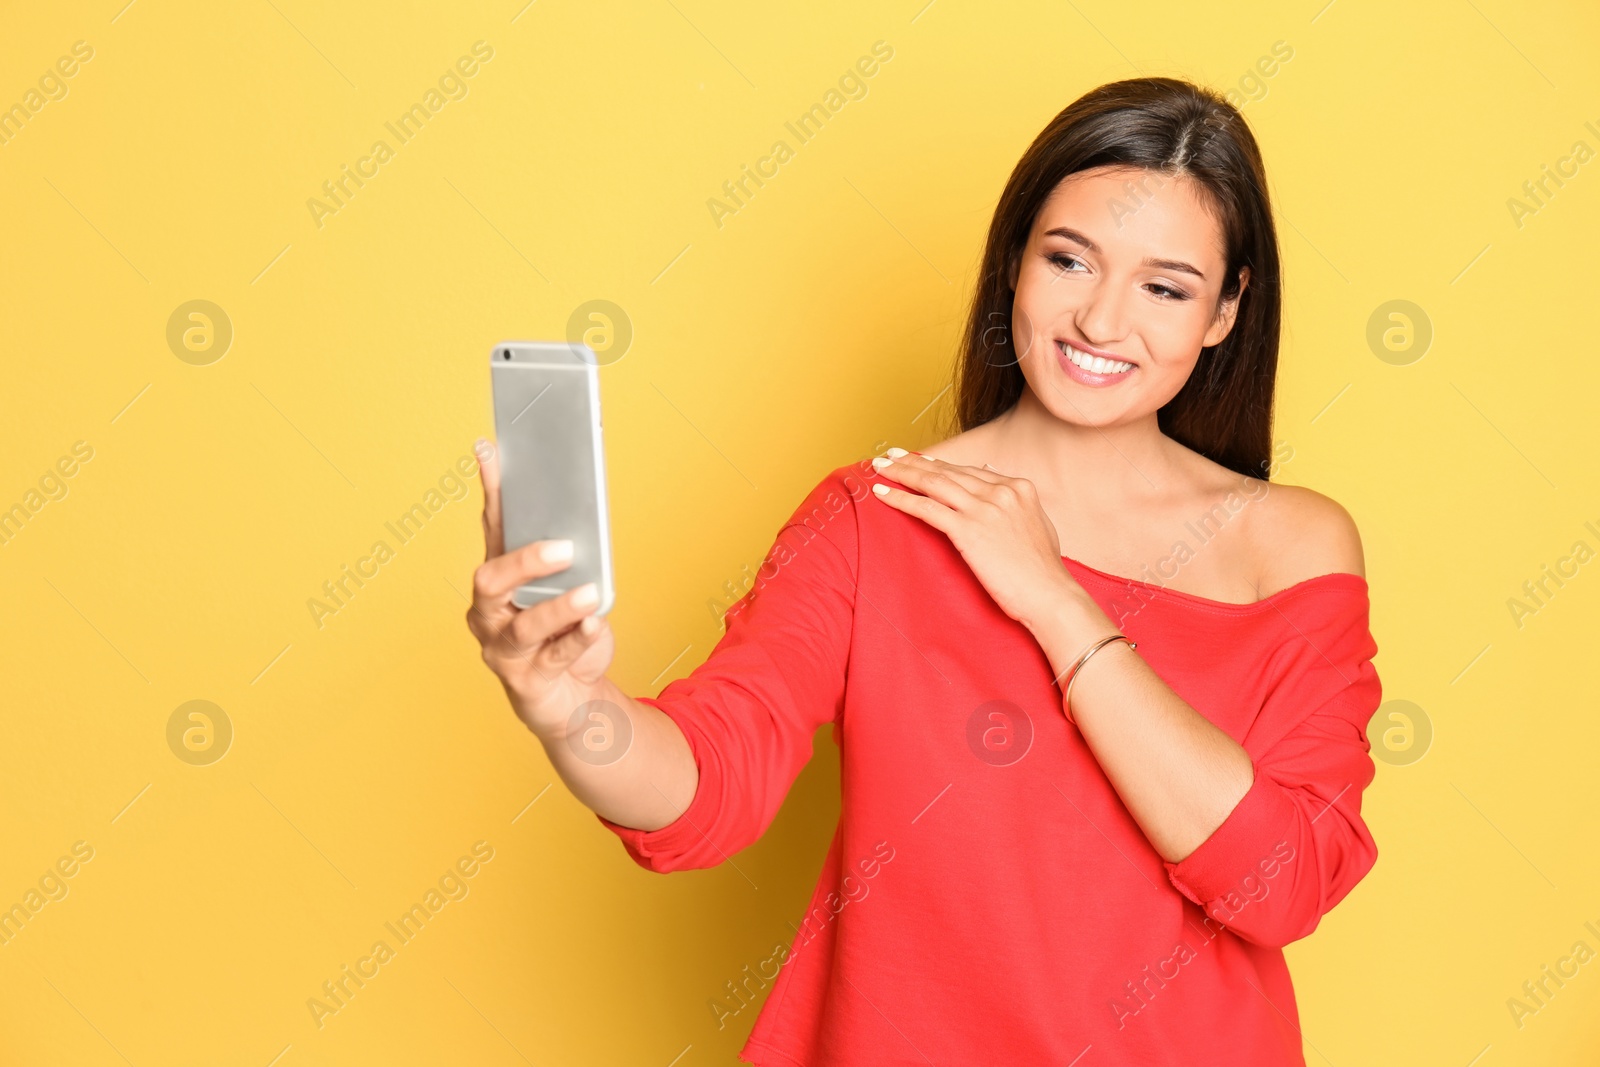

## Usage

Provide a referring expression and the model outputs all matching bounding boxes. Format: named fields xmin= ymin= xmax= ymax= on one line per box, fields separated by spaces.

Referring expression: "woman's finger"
xmin=476 ymin=437 xmax=505 ymax=560
xmin=506 ymin=583 xmax=602 ymax=661
xmin=471 ymin=539 xmax=575 ymax=636
xmin=912 ymin=451 xmax=1011 ymax=490
xmin=870 ymin=479 xmax=958 ymax=536
xmin=533 ymin=613 xmax=609 ymax=679
xmin=872 ymin=450 xmax=993 ymax=508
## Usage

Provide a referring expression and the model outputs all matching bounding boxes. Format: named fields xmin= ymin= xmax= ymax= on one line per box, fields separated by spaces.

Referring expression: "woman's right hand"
xmin=466 ymin=438 xmax=616 ymax=740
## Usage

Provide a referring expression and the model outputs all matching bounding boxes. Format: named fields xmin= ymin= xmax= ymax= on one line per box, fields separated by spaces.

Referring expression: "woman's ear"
xmin=1007 ymin=252 xmax=1020 ymax=291
xmin=1202 ymin=265 xmax=1249 ymax=347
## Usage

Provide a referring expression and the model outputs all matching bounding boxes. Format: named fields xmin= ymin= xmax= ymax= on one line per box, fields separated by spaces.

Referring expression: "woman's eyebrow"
xmin=1043 ymin=226 xmax=1206 ymax=280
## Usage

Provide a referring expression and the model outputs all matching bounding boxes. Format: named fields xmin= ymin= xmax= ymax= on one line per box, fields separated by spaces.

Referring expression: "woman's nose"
xmin=1072 ymin=278 xmax=1129 ymax=345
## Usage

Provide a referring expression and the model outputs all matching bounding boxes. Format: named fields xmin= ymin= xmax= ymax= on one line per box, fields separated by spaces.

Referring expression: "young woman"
xmin=468 ymin=76 xmax=1382 ymax=1066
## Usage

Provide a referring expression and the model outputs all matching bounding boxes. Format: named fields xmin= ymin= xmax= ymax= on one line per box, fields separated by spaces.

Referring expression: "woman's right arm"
xmin=465 ymin=438 xmax=697 ymax=833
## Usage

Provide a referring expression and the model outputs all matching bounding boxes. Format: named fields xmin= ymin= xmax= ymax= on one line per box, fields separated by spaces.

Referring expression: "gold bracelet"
xmin=1058 ymin=633 xmax=1137 ymax=727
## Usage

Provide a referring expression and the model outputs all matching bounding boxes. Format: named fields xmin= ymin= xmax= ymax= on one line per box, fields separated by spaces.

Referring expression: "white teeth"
xmin=1060 ymin=342 xmax=1133 ymax=374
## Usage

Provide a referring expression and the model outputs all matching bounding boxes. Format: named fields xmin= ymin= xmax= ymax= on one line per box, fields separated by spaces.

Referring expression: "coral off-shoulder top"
xmin=598 ymin=458 xmax=1383 ymax=1067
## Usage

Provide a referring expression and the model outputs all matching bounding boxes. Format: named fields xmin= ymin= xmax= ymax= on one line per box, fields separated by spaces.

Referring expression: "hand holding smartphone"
xmin=471 ymin=348 xmax=698 ymax=832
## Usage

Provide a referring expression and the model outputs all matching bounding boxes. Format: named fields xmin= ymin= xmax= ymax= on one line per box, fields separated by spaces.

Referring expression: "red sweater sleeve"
xmin=595 ymin=469 xmax=859 ymax=872
xmin=1161 ymin=584 xmax=1382 ymax=949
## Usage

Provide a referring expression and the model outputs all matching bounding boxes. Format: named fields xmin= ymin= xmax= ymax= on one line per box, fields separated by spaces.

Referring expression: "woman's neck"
xmin=977 ymin=386 xmax=1189 ymax=510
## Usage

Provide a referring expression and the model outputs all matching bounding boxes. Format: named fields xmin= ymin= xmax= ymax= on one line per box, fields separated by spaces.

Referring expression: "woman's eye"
xmin=1048 ymin=254 xmax=1190 ymax=301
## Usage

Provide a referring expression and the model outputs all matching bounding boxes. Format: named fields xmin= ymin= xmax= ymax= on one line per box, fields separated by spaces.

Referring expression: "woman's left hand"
xmin=870 ymin=448 xmax=1083 ymax=633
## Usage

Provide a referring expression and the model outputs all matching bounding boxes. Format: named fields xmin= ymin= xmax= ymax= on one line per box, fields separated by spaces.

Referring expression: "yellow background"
xmin=3 ymin=0 xmax=1598 ymax=1063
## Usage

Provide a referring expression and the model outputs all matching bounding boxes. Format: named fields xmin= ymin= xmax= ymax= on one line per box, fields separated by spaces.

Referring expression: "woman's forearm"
xmin=528 ymin=677 xmax=700 ymax=833
xmin=1026 ymin=580 xmax=1255 ymax=863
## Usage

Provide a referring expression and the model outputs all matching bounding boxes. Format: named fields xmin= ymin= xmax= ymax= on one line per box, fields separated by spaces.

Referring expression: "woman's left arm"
xmin=1033 ymin=595 xmax=1255 ymax=863
xmin=872 ymin=449 xmax=1380 ymax=949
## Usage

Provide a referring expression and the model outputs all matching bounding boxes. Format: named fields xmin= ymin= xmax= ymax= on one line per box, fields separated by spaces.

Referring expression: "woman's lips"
xmin=1056 ymin=339 xmax=1135 ymax=387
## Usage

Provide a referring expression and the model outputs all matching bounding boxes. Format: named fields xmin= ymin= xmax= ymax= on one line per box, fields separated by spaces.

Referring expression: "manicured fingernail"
xmin=872 ymin=483 xmax=889 ymax=496
xmin=541 ymin=539 xmax=574 ymax=563
xmin=571 ymin=582 xmax=598 ymax=607
xmin=871 ymin=455 xmax=892 ymax=469
xmin=886 ymin=447 xmax=908 ymax=458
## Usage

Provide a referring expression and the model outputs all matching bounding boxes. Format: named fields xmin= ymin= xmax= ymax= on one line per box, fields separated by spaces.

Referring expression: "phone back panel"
xmin=489 ymin=341 xmax=614 ymax=614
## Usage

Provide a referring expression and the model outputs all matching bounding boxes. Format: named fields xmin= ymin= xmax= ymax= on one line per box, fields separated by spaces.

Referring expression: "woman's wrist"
xmin=1022 ymin=577 xmax=1122 ymax=684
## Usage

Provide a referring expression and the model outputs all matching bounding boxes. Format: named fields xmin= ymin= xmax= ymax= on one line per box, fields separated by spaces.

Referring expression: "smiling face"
xmin=1007 ymin=164 xmax=1248 ymax=427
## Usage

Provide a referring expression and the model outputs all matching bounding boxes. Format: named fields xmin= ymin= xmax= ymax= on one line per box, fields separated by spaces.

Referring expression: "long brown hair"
xmin=949 ymin=76 xmax=1281 ymax=480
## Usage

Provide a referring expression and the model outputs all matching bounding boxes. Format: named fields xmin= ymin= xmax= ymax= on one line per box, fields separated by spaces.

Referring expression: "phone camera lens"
xmin=502 ymin=350 xmax=512 ymax=360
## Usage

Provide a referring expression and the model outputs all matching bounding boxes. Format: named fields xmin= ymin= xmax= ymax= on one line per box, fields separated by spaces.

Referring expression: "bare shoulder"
xmin=917 ymin=420 xmax=998 ymax=466
xmin=1248 ymin=482 xmax=1366 ymax=596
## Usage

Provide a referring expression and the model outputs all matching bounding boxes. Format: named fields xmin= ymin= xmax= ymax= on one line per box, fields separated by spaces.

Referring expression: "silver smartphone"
xmin=488 ymin=341 xmax=615 ymax=614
